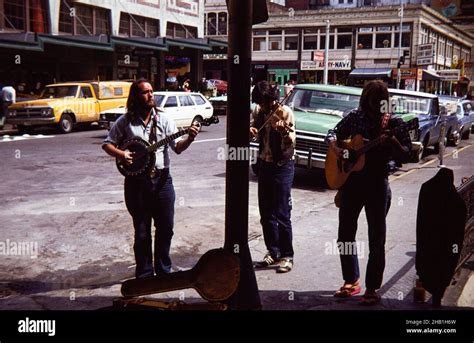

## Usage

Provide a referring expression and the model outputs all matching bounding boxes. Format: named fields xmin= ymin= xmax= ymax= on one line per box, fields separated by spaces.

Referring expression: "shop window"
xmin=357 ymin=34 xmax=373 ymax=49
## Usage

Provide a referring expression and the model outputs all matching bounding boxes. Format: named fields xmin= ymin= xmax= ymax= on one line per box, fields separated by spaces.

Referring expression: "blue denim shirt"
xmin=103 ymin=108 xmax=181 ymax=169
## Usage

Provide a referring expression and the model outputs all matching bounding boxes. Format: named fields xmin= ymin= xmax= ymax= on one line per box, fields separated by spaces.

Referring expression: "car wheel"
xmin=192 ymin=115 xmax=203 ymax=126
xmin=412 ymin=143 xmax=424 ymax=163
xmin=448 ymin=129 xmax=460 ymax=146
xmin=59 ymin=113 xmax=74 ymax=134
xmin=462 ymin=128 xmax=470 ymax=140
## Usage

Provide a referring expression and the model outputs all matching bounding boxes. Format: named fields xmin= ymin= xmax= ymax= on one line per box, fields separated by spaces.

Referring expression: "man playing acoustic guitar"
xmin=103 ymin=79 xmax=199 ymax=279
xmin=325 ymin=80 xmax=411 ymax=305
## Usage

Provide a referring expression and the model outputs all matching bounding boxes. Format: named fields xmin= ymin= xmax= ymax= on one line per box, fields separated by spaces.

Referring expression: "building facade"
xmin=0 ymin=0 xmax=210 ymax=94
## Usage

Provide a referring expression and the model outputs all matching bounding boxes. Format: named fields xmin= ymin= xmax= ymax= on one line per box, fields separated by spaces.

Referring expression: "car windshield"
xmin=286 ymin=89 xmax=360 ymax=116
xmin=439 ymin=100 xmax=458 ymax=116
xmin=40 ymin=86 xmax=78 ymax=99
xmin=389 ymin=94 xmax=431 ymax=115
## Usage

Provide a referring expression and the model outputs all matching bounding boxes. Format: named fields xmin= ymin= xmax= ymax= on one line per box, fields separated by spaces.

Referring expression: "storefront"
xmin=347 ymin=68 xmax=393 ymax=88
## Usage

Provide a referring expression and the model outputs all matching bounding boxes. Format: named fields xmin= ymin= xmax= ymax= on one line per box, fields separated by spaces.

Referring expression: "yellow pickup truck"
xmin=7 ymin=81 xmax=131 ymax=134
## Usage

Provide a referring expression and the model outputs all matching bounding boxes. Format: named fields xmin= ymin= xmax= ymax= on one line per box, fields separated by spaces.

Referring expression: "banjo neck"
xmin=146 ymin=128 xmax=189 ymax=152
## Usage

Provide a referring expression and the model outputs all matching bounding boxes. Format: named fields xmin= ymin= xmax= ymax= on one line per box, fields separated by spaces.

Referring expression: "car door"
xmin=77 ymin=86 xmax=99 ymax=122
xmin=163 ymin=95 xmax=181 ymax=124
xmin=177 ymin=95 xmax=196 ymax=126
xmin=191 ymin=94 xmax=213 ymax=118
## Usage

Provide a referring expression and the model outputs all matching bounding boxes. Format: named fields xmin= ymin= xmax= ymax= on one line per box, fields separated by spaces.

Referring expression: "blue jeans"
xmin=337 ymin=171 xmax=391 ymax=290
xmin=257 ymin=159 xmax=295 ymax=259
xmin=124 ymin=173 xmax=175 ymax=278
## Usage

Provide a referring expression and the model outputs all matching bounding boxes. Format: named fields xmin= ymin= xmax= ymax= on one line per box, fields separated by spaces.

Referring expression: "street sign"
xmin=300 ymin=60 xmax=351 ymax=70
xmin=417 ymin=43 xmax=435 ymax=66
xmin=437 ymin=69 xmax=461 ymax=81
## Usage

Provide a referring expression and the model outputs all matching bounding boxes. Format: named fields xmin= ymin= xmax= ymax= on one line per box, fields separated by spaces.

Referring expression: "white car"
xmin=99 ymin=91 xmax=213 ymax=129
xmin=154 ymin=91 xmax=213 ymax=127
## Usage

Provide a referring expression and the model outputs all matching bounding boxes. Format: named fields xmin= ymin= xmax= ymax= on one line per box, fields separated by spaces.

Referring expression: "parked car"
xmin=390 ymin=89 xmax=460 ymax=162
xmin=7 ymin=81 xmax=131 ymax=134
xmin=207 ymin=79 xmax=228 ymax=95
xmin=208 ymin=95 xmax=227 ymax=116
xmin=251 ymin=84 xmax=419 ymax=173
xmin=439 ymin=96 xmax=474 ymax=140
xmin=99 ymin=91 xmax=214 ymax=129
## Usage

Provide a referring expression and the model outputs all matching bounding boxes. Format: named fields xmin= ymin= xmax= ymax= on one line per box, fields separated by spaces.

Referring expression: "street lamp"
xmin=324 ymin=20 xmax=329 ymax=85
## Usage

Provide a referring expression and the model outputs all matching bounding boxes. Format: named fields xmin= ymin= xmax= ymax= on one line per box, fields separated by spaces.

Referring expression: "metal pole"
xmin=397 ymin=1 xmax=403 ymax=89
xmin=324 ymin=20 xmax=330 ymax=85
xmin=224 ymin=0 xmax=261 ymax=310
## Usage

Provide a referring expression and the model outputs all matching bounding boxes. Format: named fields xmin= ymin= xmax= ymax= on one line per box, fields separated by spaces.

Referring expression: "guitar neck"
xmin=148 ymin=129 xmax=188 ymax=152
xmin=121 ymin=270 xmax=195 ymax=297
xmin=355 ymin=136 xmax=383 ymax=157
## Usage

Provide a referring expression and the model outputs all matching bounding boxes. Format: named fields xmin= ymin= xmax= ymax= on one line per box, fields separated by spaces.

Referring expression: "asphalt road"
xmin=0 ymin=118 xmax=472 ymax=310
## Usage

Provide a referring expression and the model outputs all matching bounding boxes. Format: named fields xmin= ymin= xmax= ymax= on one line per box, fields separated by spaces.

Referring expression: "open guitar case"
xmin=113 ymin=249 xmax=240 ymax=311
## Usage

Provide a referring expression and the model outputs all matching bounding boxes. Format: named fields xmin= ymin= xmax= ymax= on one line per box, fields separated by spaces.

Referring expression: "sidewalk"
xmin=254 ymin=144 xmax=474 ymax=310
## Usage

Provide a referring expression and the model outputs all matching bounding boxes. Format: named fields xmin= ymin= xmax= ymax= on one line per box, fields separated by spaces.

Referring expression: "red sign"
xmin=312 ymin=51 xmax=325 ymax=62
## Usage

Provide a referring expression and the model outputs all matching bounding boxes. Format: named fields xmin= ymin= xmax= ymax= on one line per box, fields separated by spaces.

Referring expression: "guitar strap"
xmin=150 ymin=112 xmax=158 ymax=144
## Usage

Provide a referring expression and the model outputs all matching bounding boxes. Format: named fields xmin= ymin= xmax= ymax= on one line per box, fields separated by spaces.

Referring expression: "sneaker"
xmin=276 ymin=257 xmax=293 ymax=273
xmin=254 ymin=252 xmax=279 ymax=268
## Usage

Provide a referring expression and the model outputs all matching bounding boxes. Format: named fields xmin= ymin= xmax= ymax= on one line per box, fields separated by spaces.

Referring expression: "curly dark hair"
xmin=126 ymin=78 xmax=152 ymax=119
xmin=252 ymin=80 xmax=280 ymax=104
xmin=359 ymin=80 xmax=389 ymax=120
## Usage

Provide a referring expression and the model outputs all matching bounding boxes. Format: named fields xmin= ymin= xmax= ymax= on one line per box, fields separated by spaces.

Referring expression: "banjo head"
xmin=116 ymin=137 xmax=155 ymax=177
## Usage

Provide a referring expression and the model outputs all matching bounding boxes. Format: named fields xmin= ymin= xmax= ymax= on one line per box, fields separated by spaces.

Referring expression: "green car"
xmin=250 ymin=84 xmax=418 ymax=172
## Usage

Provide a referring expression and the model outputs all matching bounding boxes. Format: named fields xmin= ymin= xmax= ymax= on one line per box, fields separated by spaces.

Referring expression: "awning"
xmin=207 ymin=38 xmax=227 ymax=48
xmin=0 ymin=33 xmax=43 ymax=51
xmin=349 ymin=68 xmax=392 ymax=78
xmin=39 ymin=34 xmax=114 ymax=51
xmin=111 ymin=36 xmax=167 ymax=51
xmin=422 ymin=69 xmax=440 ymax=81
xmin=165 ymin=38 xmax=212 ymax=51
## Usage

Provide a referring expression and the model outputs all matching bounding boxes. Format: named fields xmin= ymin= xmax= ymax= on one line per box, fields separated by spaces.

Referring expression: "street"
xmin=0 ymin=118 xmax=473 ymax=310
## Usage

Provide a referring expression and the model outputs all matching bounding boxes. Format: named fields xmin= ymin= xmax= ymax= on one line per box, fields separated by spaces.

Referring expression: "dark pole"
xmin=224 ymin=0 xmax=261 ymax=310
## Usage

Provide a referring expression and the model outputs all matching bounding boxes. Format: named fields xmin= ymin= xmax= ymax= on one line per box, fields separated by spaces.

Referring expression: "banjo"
xmin=116 ymin=115 xmax=219 ymax=177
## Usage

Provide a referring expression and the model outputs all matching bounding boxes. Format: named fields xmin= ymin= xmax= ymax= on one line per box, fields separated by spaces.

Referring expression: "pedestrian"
xmin=325 ymin=80 xmax=412 ymax=305
xmin=250 ymin=80 xmax=296 ymax=273
xmin=284 ymin=80 xmax=294 ymax=97
xmin=1 ymin=82 xmax=16 ymax=130
xmin=102 ymin=79 xmax=200 ymax=278
xmin=182 ymin=79 xmax=191 ymax=92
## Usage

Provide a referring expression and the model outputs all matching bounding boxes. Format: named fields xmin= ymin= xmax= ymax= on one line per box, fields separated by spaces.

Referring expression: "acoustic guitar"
xmin=325 ymin=118 xmax=418 ymax=190
xmin=116 ymin=116 xmax=219 ymax=177
xmin=121 ymin=248 xmax=240 ymax=302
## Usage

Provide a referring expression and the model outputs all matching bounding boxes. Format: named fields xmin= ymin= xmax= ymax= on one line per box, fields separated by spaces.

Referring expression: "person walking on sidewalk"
xmin=1 ymin=82 xmax=16 ymax=130
xmin=325 ymin=80 xmax=411 ymax=304
xmin=102 ymin=79 xmax=199 ymax=278
xmin=250 ymin=80 xmax=296 ymax=273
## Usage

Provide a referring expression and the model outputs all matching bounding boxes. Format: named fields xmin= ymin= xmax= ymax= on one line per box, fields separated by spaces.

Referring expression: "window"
xmin=357 ymin=34 xmax=373 ymax=49
xmin=268 ymin=36 xmax=282 ymax=50
xmin=337 ymin=28 xmax=352 ymax=49
xmin=207 ymin=13 xmax=217 ymax=35
xmin=218 ymin=12 xmax=227 ymax=35
xmin=320 ymin=32 xmax=334 ymax=50
xmin=80 ymin=87 xmax=93 ymax=98
xmin=59 ymin=2 xmax=110 ymax=35
xmin=394 ymin=32 xmax=410 ymax=48
xmin=253 ymin=37 xmax=266 ymax=51
xmin=339 ymin=0 xmax=344 ymax=3
xmin=119 ymin=13 xmax=159 ymax=37
xmin=167 ymin=22 xmax=196 ymax=38
xmin=285 ymin=36 xmax=298 ymax=50
xmin=376 ymin=33 xmax=391 ymax=48
xmin=114 ymin=88 xmax=123 ymax=96
xmin=179 ymin=96 xmax=194 ymax=107
xmin=154 ymin=95 xmax=165 ymax=106
xmin=165 ymin=96 xmax=178 ymax=108
xmin=303 ymin=35 xmax=317 ymax=50
xmin=192 ymin=95 xmax=206 ymax=105
xmin=2 ymin=0 xmax=49 ymax=33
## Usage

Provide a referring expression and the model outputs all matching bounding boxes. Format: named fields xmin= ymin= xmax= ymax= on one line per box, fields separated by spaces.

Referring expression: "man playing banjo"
xmin=103 ymin=78 xmax=199 ymax=279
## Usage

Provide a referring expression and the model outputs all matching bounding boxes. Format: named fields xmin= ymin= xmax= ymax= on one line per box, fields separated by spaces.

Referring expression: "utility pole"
xmin=324 ymin=20 xmax=330 ymax=85
xmin=397 ymin=1 xmax=404 ymax=89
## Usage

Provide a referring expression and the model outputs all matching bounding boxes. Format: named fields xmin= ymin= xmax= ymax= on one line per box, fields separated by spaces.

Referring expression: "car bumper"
xmin=6 ymin=118 xmax=56 ymax=126
xmin=98 ymin=120 xmax=113 ymax=130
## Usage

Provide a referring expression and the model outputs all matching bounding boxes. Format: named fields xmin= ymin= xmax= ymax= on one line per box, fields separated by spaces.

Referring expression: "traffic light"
xmin=399 ymin=50 xmax=409 ymax=65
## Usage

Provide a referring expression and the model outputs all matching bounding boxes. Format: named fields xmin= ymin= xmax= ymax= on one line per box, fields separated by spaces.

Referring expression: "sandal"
xmin=334 ymin=280 xmax=361 ymax=298
xmin=360 ymin=292 xmax=381 ymax=306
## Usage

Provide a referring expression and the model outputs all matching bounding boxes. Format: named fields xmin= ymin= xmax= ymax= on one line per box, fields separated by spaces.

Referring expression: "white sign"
xmin=300 ymin=60 xmax=351 ymax=71
xmin=437 ymin=69 xmax=461 ymax=81
xmin=417 ymin=43 xmax=434 ymax=66
xmin=203 ymin=54 xmax=227 ymax=60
